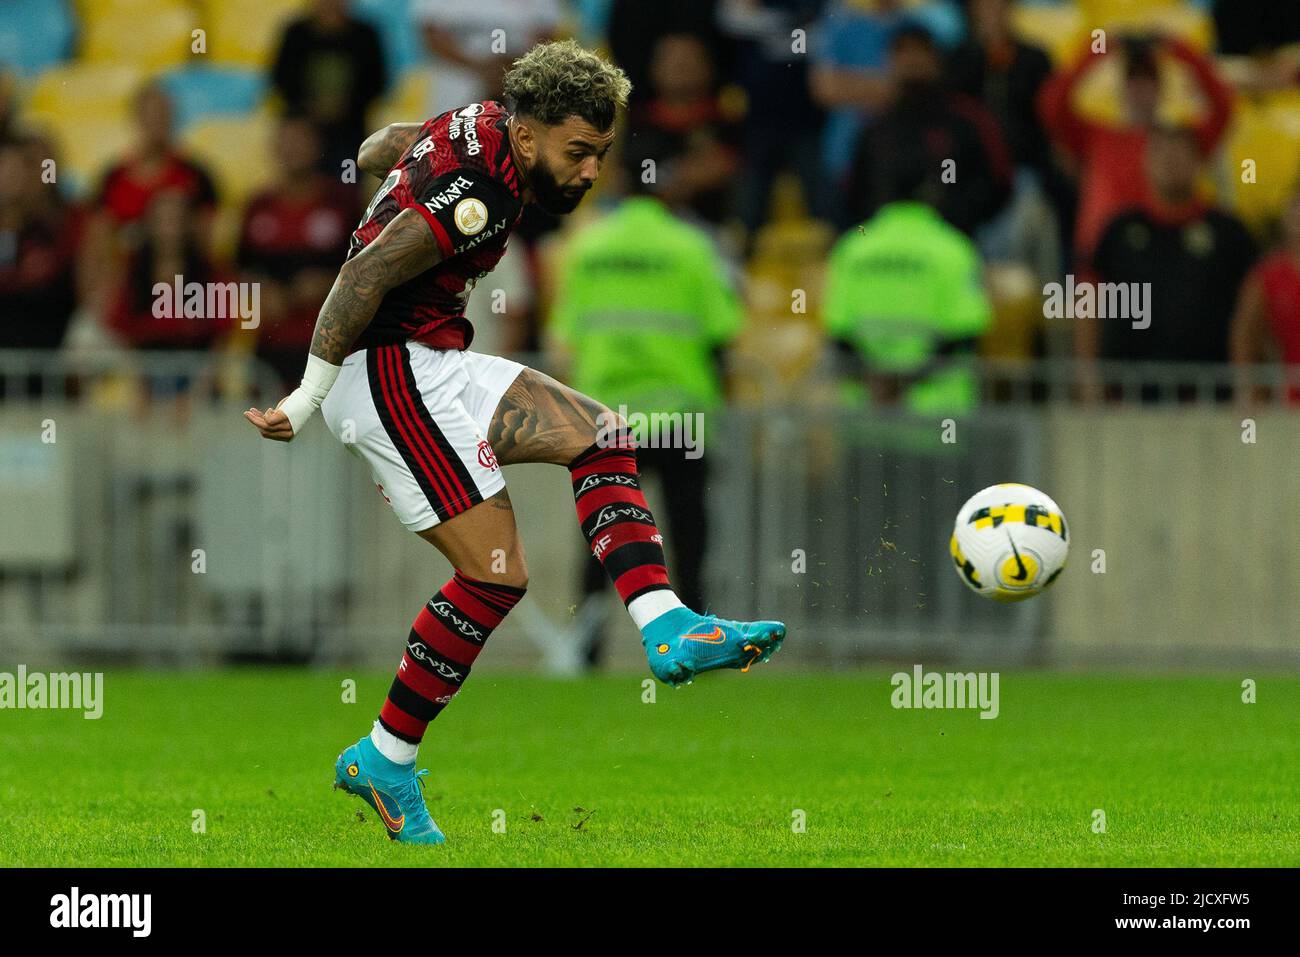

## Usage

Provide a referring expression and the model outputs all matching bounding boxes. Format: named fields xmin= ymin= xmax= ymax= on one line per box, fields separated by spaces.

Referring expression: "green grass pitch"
xmin=2 ymin=670 xmax=1297 ymax=866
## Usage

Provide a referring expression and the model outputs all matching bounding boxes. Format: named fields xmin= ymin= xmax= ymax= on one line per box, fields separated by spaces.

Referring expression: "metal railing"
xmin=1 ymin=349 xmax=1296 ymax=669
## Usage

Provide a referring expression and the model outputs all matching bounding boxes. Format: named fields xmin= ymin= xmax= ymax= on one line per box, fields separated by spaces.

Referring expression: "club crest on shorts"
xmin=454 ymin=198 xmax=488 ymax=235
xmin=477 ymin=439 xmax=498 ymax=471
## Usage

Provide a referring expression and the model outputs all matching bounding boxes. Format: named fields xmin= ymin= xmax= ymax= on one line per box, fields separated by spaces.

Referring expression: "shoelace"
xmin=390 ymin=768 xmax=431 ymax=822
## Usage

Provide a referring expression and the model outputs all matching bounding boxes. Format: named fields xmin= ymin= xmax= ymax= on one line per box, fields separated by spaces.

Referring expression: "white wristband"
xmin=277 ymin=354 xmax=342 ymax=434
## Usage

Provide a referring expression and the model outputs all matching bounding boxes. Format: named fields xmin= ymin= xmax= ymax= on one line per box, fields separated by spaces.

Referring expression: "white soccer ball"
xmin=950 ymin=484 xmax=1068 ymax=602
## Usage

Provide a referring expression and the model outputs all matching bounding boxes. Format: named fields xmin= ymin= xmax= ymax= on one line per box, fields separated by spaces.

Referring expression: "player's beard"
xmin=530 ymin=155 xmax=590 ymax=215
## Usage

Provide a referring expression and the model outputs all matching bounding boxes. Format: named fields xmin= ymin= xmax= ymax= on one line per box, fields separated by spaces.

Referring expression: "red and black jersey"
xmin=349 ymin=101 xmax=524 ymax=352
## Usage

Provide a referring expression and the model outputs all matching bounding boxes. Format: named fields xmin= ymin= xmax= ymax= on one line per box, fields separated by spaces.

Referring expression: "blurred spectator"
xmin=236 ymin=115 xmax=355 ymax=390
xmin=607 ymin=0 xmax=727 ymax=107
xmin=1037 ymin=34 xmax=1233 ymax=268
xmin=621 ymin=33 xmax=741 ymax=226
xmin=0 ymin=70 xmax=17 ymax=146
xmin=948 ymin=0 xmax=1061 ymax=282
xmin=108 ymin=190 xmax=232 ymax=352
xmin=810 ymin=0 xmax=964 ymax=194
xmin=1084 ymin=126 xmax=1255 ymax=370
xmin=825 ymin=188 xmax=992 ymax=416
xmin=548 ymin=189 xmax=742 ymax=667
xmin=271 ymin=0 xmax=388 ymax=172
xmin=83 ymin=82 xmax=218 ymax=319
xmin=414 ymin=0 xmax=563 ymax=117
xmin=0 ymin=137 xmax=83 ymax=352
xmin=716 ymin=0 xmax=828 ymax=232
xmin=845 ymin=22 xmax=1012 ymax=236
xmin=1230 ymin=189 xmax=1300 ymax=403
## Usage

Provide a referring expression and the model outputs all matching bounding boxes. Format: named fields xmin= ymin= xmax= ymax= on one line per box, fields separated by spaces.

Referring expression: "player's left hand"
xmin=244 ymin=405 xmax=296 ymax=442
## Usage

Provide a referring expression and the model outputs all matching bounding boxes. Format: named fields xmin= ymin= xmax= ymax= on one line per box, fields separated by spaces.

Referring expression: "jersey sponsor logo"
xmin=412 ymin=136 xmax=436 ymax=161
xmin=448 ymin=110 xmax=483 ymax=156
xmin=576 ymin=473 xmax=637 ymax=495
xmin=427 ymin=599 xmax=485 ymax=642
xmin=458 ymin=103 xmax=486 ymax=118
xmin=452 ymin=218 xmax=509 ymax=254
xmin=453 ymin=198 xmax=488 ymax=235
xmin=424 ymin=175 xmax=475 ymax=213
xmin=590 ymin=504 xmax=652 ymax=532
xmin=476 ymin=439 xmax=498 ymax=471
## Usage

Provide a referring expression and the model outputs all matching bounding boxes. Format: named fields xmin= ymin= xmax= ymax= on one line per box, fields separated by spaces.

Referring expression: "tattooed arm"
xmin=357 ymin=123 xmax=423 ymax=178
xmin=244 ymin=209 xmax=441 ymax=441
xmin=307 ymin=209 xmax=440 ymax=364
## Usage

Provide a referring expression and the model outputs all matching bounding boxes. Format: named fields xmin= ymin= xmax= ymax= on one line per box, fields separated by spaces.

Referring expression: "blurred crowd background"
xmin=4 ymin=1 xmax=1300 ymax=670
xmin=2 ymin=0 xmax=1300 ymax=410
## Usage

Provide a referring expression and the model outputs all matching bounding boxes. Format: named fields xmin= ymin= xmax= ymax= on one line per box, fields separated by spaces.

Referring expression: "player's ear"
xmin=513 ymin=117 xmax=538 ymax=164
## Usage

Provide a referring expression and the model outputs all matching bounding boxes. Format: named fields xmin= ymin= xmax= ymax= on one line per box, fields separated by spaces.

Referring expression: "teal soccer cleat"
xmin=642 ymin=608 xmax=786 ymax=687
xmin=333 ymin=736 xmax=446 ymax=845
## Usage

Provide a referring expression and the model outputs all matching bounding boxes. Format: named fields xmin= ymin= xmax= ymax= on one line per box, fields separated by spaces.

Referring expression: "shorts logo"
xmin=427 ymin=600 xmax=485 ymax=641
xmin=454 ymin=198 xmax=488 ymax=235
xmin=590 ymin=504 xmax=652 ymax=532
xmin=376 ymin=483 xmax=392 ymax=505
xmin=576 ymin=473 xmax=637 ymax=495
xmin=477 ymin=439 xmax=498 ymax=471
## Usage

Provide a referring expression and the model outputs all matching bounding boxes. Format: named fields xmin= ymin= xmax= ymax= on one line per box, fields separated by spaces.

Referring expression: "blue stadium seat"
xmin=160 ymin=66 xmax=269 ymax=132
xmin=353 ymin=0 xmax=426 ymax=76
xmin=0 ymin=0 xmax=75 ymax=77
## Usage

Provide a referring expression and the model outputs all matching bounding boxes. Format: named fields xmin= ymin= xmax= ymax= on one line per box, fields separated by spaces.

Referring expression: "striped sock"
xmin=569 ymin=430 xmax=685 ymax=630
xmin=373 ymin=571 xmax=525 ymax=760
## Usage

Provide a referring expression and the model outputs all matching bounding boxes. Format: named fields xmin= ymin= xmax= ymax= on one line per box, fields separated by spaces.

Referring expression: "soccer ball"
xmin=950 ymin=484 xmax=1068 ymax=602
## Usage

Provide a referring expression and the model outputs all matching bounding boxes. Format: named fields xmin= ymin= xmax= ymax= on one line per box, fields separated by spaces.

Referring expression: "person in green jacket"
xmin=824 ymin=197 xmax=992 ymax=417
xmin=549 ymin=188 xmax=742 ymax=666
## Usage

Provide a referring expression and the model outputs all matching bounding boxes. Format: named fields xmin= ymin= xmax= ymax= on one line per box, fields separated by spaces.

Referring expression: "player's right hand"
xmin=244 ymin=405 xmax=297 ymax=442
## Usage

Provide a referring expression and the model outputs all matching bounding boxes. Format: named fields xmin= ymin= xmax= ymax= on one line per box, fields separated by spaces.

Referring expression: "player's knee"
xmin=592 ymin=406 xmax=639 ymax=454
xmin=462 ymin=546 xmax=528 ymax=590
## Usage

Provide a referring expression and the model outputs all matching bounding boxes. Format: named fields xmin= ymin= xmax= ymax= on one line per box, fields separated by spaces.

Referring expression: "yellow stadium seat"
xmin=184 ymin=111 xmax=278 ymax=208
xmin=1078 ymin=2 xmax=1215 ymax=51
xmin=1012 ymin=3 xmax=1085 ymax=67
xmin=82 ymin=5 xmax=197 ymax=70
xmin=17 ymin=111 xmax=134 ymax=197
xmin=1223 ymin=92 xmax=1300 ymax=232
xmin=26 ymin=62 xmax=146 ymax=121
xmin=203 ymin=0 xmax=307 ymax=68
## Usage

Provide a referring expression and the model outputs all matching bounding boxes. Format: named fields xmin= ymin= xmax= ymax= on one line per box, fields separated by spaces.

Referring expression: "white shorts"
xmin=321 ymin=343 xmax=524 ymax=532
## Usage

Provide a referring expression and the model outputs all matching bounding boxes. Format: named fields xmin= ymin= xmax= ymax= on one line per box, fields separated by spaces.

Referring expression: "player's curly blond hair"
xmin=503 ymin=39 xmax=631 ymax=130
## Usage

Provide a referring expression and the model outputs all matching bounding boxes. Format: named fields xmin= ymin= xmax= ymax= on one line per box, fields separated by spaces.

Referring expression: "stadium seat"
xmin=0 ymin=0 xmax=76 ymax=77
xmin=1223 ymin=91 xmax=1300 ymax=232
xmin=184 ymin=111 xmax=278 ymax=208
xmin=20 ymin=112 xmax=134 ymax=198
xmin=160 ymin=66 xmax=268 ymax=132
xmin=81 ymin=4 xmax=196 ymax=70
xmin=1077 ymin=2 xmax=1215 ymax=51
xmin=26 ymin=62 xmax=146 ymax=122
xmin=202 ymin=0 xmax=306 ymax=68
xmin=1012 ymin=3 xmax=1085 ymax=67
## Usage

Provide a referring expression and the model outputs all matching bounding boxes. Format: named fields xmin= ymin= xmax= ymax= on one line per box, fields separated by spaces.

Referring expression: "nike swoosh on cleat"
xmin=681 ymin=626 xmax=726 ymax=644
xmin=367 ymin=780 xmax=405 ymax=833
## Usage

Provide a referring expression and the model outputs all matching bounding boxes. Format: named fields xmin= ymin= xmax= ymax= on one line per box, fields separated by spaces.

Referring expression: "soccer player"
xmin=243 ymin=40 xmax=786 ymax=845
